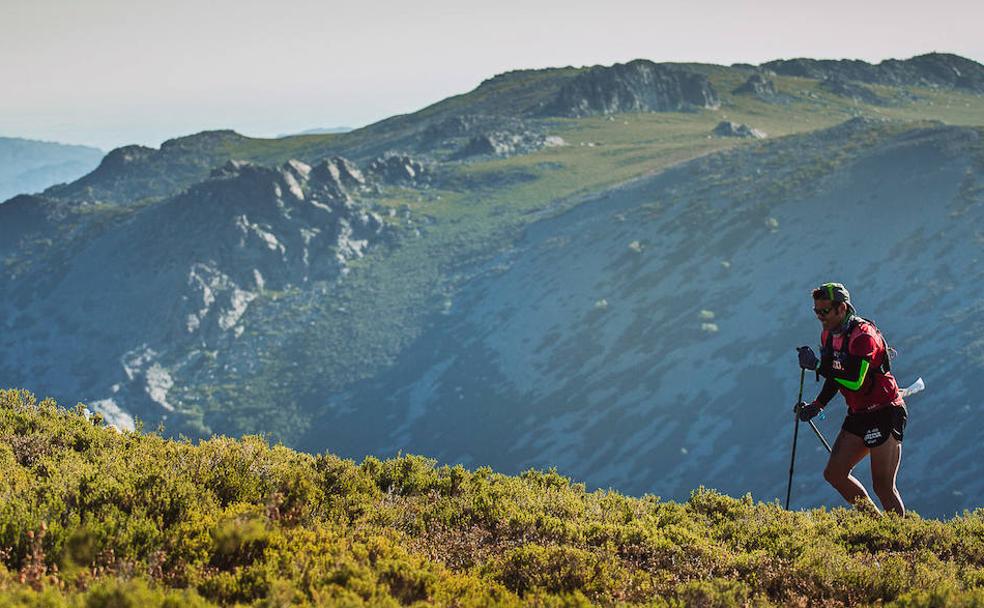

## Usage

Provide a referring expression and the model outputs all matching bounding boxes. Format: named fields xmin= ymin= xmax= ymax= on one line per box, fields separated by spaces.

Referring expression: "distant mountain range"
xmin=2 ymin=52 xmax=983 ymax=517
xmin=0 ymin=137 xmax=103 ymax=202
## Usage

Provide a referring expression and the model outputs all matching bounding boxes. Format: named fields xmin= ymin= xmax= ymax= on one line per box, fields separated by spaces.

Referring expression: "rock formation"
xmin=453 ymin=131 xmax=565 ymax=159
xmin=819 ymin=77 xmax=888 ymax=105
xmin=762 ymin=53 xmax=984 ymax=93
xmin=535 ymin=60 xmax=720 ymax=117
xmin=713 ymin=121 xmax=767 ymax=139
xmin=733 ymin=73 xmax=779 ymax=100
xmin=366 ymin=155 xmax=429 ymax=185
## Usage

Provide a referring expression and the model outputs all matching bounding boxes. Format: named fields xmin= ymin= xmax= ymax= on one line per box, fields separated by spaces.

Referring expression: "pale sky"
xmin=2 ymin=0 xmax=981 ymax=151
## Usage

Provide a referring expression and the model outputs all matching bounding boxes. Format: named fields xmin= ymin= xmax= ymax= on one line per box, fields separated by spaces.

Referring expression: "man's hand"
xmin=797 ymin=346 xmax=819 ymax=371
xmin=793 ymin=400 xmax=823 ymax=422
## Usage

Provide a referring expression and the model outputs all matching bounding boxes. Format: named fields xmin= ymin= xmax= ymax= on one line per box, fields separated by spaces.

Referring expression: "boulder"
xmin=452 ymin=131 xmax=565 ymax=160
xmin=420 ymin=115 xmax=504 ymax=142
xmin=456 ymin=133 xmax=513 ymax=158
xmin=713 ymin=121 xmax=767 ymax=139
xmin=819 ymin=77 xmax=888 ymax=105
xmin=366 ymin=155 xmax=428 ymax=185
xmin=310 ymin=156 xmax=367 ymax=198
xmin=733 ymin=73 xmax=778 ymax=98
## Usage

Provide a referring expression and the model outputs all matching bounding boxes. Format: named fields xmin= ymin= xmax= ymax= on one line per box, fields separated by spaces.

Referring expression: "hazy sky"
xmin=2 ymin=0 xmax=982 ymax=151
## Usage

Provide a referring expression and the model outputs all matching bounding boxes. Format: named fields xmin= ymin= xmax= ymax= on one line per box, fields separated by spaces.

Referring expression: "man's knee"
xmin=872 ymin=474 xmax=896 ymax=499
xmin=824 ymin=465 xmax=848 ymax=486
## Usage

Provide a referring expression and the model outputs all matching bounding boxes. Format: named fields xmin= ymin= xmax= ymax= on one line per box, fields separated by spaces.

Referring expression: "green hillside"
xmin=11 ymin=57 xmax=984 ymax=443
xmin=40 ymin=60 xmax=984 ymax=205
xmin=2 ymin=389 xmax=984 ymax=607
xmin=184 ymin=116 xmax=984 ymax=443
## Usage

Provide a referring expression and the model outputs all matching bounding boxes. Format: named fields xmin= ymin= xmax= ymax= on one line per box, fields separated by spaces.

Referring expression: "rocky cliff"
xmin=762 ymin=53 xmax=984 ymax=93
xmin=535 ymin=60 xmax=720 ymax=117
xmin=0 ymin=156 xmax=390 ymax=435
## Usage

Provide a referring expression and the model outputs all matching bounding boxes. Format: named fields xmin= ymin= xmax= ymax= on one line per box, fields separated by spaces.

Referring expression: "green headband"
xmin=814 ymin=282 xmax=850 ymax=303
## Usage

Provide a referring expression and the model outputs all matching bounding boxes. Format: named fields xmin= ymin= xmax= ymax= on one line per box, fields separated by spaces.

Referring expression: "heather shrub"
xmin=3 ymin=389 xmax=984 ymax=606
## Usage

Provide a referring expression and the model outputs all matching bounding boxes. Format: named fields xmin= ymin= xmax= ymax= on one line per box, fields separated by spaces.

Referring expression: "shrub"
xmin=3 ymin=390 xmax=984 ymax=606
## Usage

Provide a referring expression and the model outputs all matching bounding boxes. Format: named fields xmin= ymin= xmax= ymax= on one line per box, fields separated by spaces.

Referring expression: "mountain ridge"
xmin=3 ymin=53 xmax=984 ymax=520
xmin=0 ymin=136 xmax=103 ymax=202
xmin=761 ymin=52 xmax=984 ymax=92
xmin=15 ymin=52 xmax=979 ymax=210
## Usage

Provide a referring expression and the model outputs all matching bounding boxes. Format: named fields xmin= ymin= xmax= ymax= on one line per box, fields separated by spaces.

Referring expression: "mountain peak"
xmin=160 ymin=129 xmax=247 ymax=151
xmin=43 ymin=131 xmax=252 ymax=204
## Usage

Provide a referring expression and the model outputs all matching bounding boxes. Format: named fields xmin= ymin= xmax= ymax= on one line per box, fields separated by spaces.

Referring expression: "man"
xmin=796 ymin=282 xmax=907 ymax=516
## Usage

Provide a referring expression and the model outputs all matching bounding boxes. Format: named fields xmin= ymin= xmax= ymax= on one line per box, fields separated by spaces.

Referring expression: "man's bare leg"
xmin=870 ymin=436 xmax=905 ymax=516
xmin=824 ymin=430 xmax=879 ymax=513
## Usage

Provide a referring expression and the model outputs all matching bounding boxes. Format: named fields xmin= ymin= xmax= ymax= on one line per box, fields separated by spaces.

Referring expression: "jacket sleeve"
xmin=831 ymin=333 xmax=878 ymax=392
xmin=816 ymin=377 xmax=839 ymax=406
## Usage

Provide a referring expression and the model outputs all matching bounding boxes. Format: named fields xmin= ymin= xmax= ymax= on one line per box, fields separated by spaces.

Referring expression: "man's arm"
xmin=831 ymin=333 xmax=878 ymax=392
xmin=816 ymin=376 xmax=839 ymax=405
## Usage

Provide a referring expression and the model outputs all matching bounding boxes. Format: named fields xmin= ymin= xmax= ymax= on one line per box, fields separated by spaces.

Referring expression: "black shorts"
xmin=842 ymin=405 xmax=907 ymax=448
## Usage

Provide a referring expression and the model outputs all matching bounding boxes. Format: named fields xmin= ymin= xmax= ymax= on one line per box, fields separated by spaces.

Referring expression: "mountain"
xmin=3 ymin=53 xmax=984 ymax=519
xmin=40 ymin=130 xmax=253 ymax=204
xmin=0 ymin=137 xmax=103 ymax=202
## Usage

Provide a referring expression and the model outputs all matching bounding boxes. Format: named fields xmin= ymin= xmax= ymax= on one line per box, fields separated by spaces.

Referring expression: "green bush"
xmin=3 ymin=389 xmax=984 ymax=606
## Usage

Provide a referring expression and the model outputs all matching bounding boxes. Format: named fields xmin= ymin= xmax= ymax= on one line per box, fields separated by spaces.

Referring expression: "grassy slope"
xmin=184 ymin=72 xmax=984 ymax=441
xmin=2 ymin=389 xmax=984 ymax=607
xmin=220 ymin=67 xmax=984 ymax=167
xmin=9 ymin=65 xmax=984 ymax=440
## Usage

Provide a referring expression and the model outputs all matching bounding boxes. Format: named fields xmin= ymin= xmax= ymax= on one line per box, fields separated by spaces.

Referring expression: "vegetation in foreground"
xmin=2 ymin=389 xmax=984 ymax=607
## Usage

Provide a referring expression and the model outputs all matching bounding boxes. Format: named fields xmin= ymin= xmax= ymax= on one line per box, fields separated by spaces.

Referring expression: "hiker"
xmin=795 ymin=282 xmax=907 ymax=516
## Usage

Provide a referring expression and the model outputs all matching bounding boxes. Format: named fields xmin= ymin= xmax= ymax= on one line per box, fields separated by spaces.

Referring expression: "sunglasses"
xmin=813 ymin=304 xmax=841 ymax=316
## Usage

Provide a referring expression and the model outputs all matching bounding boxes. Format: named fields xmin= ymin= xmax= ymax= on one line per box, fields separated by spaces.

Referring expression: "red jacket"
xmin=820 ymin=320 xmax=904 ymax=413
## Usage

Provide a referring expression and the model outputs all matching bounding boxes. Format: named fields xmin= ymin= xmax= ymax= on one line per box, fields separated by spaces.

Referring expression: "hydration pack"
xmin=822 ymin=315 xmax=895 ymax=377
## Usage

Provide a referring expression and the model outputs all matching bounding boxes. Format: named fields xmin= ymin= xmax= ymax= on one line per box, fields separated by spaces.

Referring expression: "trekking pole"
xmin=785 ymin=368 xmax=806 ymax=510
xmin=807 ymin=419 xmax=832 ymax=453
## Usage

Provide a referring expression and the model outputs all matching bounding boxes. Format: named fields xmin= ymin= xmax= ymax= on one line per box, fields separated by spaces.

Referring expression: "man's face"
xmin=814 ymin=299 xmax=847 ymax=331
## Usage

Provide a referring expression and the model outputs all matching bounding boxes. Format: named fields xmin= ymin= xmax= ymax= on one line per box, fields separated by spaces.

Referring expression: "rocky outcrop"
xmin=308 ymin=157 xmax=368 ymax=198
xmin=713 ymin=121 xmax=767 ymax=139
xmin=0 ymin=153 xmax=393 ymax=438
xmin=762 ymin=53 xmax=984 ymax=93
xmin=420 ymin=115 xmax=531 ymax=144
xmin=101 ymin=145 xmax=156 ymax=167
xmin=453 ymin=132 xmax=565 ymax=160
xmin=733 ymin=73 xmax=778 ymax=99
xmin=819 ymin=77 xmax=888 ymax=105
xmin=173 ymin=158 xmax=387 ymax=290
xmin=366 ymin=155 xmax=429 ymax=185
xmin=535 ymin=60 xmax=720 ymax=117
xmin=418 ymin=114 xmax=564 ymax=160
